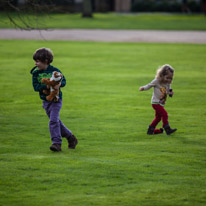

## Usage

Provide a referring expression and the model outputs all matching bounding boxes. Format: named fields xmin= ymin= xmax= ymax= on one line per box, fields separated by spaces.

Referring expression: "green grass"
xmin=0 ymin=12 xmax=206 ymax=30
xmin=0 ymin=40 xmax=206 ymax=206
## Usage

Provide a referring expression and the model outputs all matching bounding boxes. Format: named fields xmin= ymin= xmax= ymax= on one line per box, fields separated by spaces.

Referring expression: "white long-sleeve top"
xmin=142 ymin=78 xmax=171 ymax=105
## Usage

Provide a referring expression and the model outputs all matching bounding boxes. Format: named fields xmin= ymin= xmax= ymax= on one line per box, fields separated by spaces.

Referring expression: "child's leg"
xmin=150 ymin=104 xmax=162 ymax=128
xmin=150 ymin=104 xmax=168 ymax=127
xmin=147 ymin=104 xmax=166 ymax=135
xmin=153 ymin=128 xmax=164 ymax=134
xmin=59 ymin=120 xmax=72 ymax=138
xmin=160 ymin=106 xmax=168 ymax=127
xmin=147 ymin=104 xmax=162 ymax=134
xmin=161 ymin=107 xmax=177 ymax=135
xmin=60 ymin=120 xmax=78 ymax=149
xmin=43 ymin=100 xmax=62 ymax=145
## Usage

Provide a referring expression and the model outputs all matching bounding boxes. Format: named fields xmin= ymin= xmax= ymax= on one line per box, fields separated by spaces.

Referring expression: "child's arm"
xmin=167 ymin=84 xmax=174 ymax=97
xmin=55 ymin=68 xmax=66 ymax=88
xmin=139 ymin=79 xmax=157 ymax=91
xmin=32 ymin=74 xmax=47 ymax=92
xmin=169 ymin=89 xmax=174 ymax=97
xmin=60 ymin=75 xmax=66 ymax=88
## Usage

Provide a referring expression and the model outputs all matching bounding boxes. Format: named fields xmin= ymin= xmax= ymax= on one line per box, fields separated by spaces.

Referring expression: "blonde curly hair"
xmin=156 ymin=64 xmax=174 ymax=82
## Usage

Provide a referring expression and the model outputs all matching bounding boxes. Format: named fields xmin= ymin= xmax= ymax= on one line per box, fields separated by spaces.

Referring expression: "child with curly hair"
xmin=30 ymin=48 xmax=78 ymax=151
xmin=139 ymin=64 xmax=177 ymax=135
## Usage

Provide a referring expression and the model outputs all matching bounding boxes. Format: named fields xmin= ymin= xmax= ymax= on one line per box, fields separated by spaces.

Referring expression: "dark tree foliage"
xmin=0 ymin=0 xmax=93 ymax=30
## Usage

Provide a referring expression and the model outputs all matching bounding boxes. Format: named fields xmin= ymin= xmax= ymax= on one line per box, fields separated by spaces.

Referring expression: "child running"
xmin=139 ymin=64 xmax=177 ymax=135
xmin=30 ymin=48 xmax=78 ymax=151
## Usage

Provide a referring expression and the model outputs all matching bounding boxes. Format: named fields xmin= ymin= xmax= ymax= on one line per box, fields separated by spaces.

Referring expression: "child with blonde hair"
xmin=139 ymin=64 xmax=177 ymax=135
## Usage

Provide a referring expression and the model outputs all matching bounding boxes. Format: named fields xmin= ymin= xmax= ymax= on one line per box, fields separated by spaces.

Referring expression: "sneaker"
xmin=50 ymin=143 xmax=62 ymax=152
xmin=67 ymin=134 xmax=78 ymax=149
xmin=164 ymin=124 xmax=177 ymax=135
xmin=147 ymin=126 xmax=155 ymax=135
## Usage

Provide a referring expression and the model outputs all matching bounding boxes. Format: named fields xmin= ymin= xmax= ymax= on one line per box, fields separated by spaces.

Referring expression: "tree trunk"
xmin=82 ymin=0 xmax=93 ymax=18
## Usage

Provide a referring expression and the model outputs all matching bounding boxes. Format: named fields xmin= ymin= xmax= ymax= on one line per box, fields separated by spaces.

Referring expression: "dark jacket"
xmin=30 ymin=65 xmax=66 ymax=101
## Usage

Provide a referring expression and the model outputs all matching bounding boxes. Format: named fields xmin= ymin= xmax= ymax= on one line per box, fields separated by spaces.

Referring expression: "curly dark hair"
xmin=33 ymin=48 xmax=53 ymax=64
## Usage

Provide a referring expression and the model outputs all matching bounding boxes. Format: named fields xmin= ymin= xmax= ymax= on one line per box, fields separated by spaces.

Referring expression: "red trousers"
xmin=150 ymin=104 xmax=168 ymax=128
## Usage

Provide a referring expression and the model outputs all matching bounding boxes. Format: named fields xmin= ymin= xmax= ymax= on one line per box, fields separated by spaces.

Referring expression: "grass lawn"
xmin=0 ymin=40 xmax=206 ymax=206
xmin=0 ymin=12 xmax=206 ymax=30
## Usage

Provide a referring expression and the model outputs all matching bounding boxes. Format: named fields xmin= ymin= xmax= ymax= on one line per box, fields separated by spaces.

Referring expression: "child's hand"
xmin=139 ymin=87 xmax=144 ymax=91
xmin=169 ymin=89 xmax=174 ymax=97
xmin=54 ymin=82 xmax=61 ymax=90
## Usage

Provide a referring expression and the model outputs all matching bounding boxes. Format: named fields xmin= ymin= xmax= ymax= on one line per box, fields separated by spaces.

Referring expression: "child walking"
xmin=139 ymin=64 xmax=177 ymax=135
xmin=30 ymin=48 xmax=78 ymax=152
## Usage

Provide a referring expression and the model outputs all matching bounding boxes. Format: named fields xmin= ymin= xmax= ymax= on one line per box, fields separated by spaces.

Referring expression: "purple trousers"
xmin=43 ymin=100 xmax=72 ymax=144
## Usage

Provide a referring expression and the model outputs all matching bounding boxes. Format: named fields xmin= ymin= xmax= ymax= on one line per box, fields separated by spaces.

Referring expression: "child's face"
xmin=35 ymin=60 xmax=48 ymax=70
xmin=163 ymin=72 xmax=173 ymax=84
